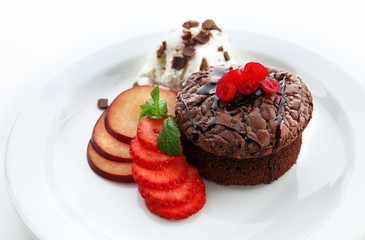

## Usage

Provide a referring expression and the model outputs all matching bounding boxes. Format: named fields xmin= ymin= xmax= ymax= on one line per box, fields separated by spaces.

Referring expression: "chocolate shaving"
xmin=193 ymin=31 xmax=210 ymax=44
xmin=97 ymin=98 xmax=108 ymax=109
xmin=156 ymin=41 xmax=166 ymax=58
xmin=181 ymin=30 xmax=192 ymax=40
xmin=202 ymin=19 xmax=221 ymax=31
xmin=182 ymin=20 xmax=199 ymax=29
xmin=223 ymin=51 xmax=230 ymax=61
xmin=172 ymin=56 xmax=186 ymax=69
xmin=182 ymin=45 xmax=196 ymax=58
xmin=218 ymin=46 xmax=224 ymax=51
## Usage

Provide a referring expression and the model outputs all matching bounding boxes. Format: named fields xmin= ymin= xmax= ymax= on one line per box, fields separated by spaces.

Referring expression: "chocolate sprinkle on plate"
xmin=193 ymin=31 xmax=210 ymax=44
xmin=202 ymin=19 xmax=221 ymax=31
xmin=156 ymin=41 xmax=166 ymax=58
xmin=218 ymin=46 xmax=224 ymax=51
xmin=97 ymin=98 xmax=108 ymax=109
xmin=223 ymin=51 xmax=230 ymax=61
xmin=182 ymin=45 xmax=196 ymax=57
xmin=172 ymin=56 xmax=186 ymax=69
xmin=182 ymin=20 xmax=199 ymax=29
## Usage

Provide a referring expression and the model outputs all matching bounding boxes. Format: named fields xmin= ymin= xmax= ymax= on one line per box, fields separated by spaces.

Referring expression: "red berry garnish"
xmin=243 ymin=62 xmax=268 ymax=81
xmin=261 ymin=77 xmax=280 ymax=94
xmin=235 ymin=71 xmax=261 ymax=95
xmin=220 ymin=68 xmax=244 ymax=83
xmin=216 ymin=79 xmax=236 ymax=101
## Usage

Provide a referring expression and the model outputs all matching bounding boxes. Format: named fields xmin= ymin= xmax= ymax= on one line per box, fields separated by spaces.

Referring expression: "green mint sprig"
xmin=139 ymin=86 xmax=182 ymax=157
xmin=139 ymin=86 xmax=168 ymax=121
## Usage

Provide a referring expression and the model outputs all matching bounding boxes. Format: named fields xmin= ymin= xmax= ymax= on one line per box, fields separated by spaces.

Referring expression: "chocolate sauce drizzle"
xmin=297 ymin=78 xmax=303 ymax=133
xmin=273 ymin=76 xmax=288 ymax=153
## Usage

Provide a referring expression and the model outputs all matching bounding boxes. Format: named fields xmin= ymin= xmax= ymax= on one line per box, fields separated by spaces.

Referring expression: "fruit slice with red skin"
xmin=87 ymin=141 xmax=134 ymax=182
xmin=235 ymin=71 xmax=261 ymax=95
xmin=105 ymin=86 xmax=177 ymax=143
xmin=243 ymin=62 xmax=268 ymax=81
xmin=91 ymin=111 xmax=132 ymax=162
xmin=130 ymin=138 xmax=173 ymax=170
xmin=145 ymin=180 xmax=206 ymax=220
xmin=136 ymin=117 xmax=165 ymax=151
xmin=216 ymin=79 xmax=236 ymax=101
xmin=261 ymin=77 xmax=281 ymax=94
xmin=132 ymin=157 xmax=187 ymax=189
xmin=139 ymin=164 xmax=201 ymax=207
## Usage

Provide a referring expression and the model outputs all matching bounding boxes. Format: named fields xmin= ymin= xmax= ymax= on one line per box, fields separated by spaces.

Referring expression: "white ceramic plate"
xmin=6 ymin=31 xmax=365 ymax=240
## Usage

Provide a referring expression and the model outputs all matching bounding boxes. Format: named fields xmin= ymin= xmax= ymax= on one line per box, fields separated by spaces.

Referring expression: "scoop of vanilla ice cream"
xmin=139 ymin=20 xmax=235 ymax=92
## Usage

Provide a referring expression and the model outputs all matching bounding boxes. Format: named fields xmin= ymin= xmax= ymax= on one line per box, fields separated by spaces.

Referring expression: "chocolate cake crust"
xmin=176 ymin=65 xmax=313 ymax=159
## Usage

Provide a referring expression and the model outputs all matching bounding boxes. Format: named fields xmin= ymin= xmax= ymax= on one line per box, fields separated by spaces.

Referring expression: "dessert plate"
xmin=5 ymin=31 xmax=365 ymax=240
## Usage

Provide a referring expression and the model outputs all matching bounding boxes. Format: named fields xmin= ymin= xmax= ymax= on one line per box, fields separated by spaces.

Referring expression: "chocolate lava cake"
xmin=175 ymin=65 xmax=313 ymax=185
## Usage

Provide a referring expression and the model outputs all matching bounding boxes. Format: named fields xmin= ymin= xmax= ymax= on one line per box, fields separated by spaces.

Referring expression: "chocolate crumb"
xmin=172 ymin=56 xmax=186 ymax=69
xmin=156 ymin=41 xmax=166 ymax=58
xmin=202 ymin=19 xmax=221 ymax=31
xmin=193 ymin=31 xmax=210 ymax=44
xmin=223 ymin=51 xmax=230 ymax=61
xmin=218 ymin=46 xmax=224 ymax=51
xmin=181 ymin=30 xmax=192 ymax=40
xmin=182 ymin=20 xmax=199 ymax=29
xmin=97 ymin=98 xmax=108 ymax=109
xmin=182 ymin=45 xmax=195 ymax=57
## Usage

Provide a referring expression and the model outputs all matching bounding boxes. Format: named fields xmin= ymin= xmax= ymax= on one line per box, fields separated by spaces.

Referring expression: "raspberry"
xmin=261 ymin=77 xmax=281 ymax=94
xmin=216 ymin=79 xmax=236 ymax=101
xmin=243 ymin=62 xmax=268 ymax=81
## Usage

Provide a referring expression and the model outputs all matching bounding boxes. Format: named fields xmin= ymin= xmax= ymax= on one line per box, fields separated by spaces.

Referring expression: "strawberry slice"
xmin=139 ymin=164 xmax=201 ymax=207
xmin=145 ymin=180 xmax=206 ymax=220
xmin=136 ymin=117 xmax=164 ymax=151
xmin=132 ymin=157 xmax=187 ymax=189
xmin=130 ymin=138 xmax=173 ymax=170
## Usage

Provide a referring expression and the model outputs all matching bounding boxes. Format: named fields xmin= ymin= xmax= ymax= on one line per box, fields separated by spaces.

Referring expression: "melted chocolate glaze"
xmin=297 ymin=77 xmax=303 ymax=133
xmin=274 ymin=76 xmax=288 ymax=153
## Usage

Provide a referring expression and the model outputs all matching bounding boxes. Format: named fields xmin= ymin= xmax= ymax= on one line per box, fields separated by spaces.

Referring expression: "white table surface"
xmin=1 ymin=0 xmax=364 ymax=239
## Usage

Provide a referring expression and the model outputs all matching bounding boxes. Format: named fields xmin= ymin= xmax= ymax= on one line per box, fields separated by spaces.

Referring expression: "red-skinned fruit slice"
xmin=216 ymin=79 xmax=236 ymax=101
xmin=220 ymin=68 xmax=244 ymax=84
xmin=235 ymin=71 xmax=261 ymax=95
xmin=130 ymin=138 xmax=174 ymax=170
xmin=87 ymin=141 xmax=134 ymax=182
xmin=243 ymin=62 xmax=269 ymax=81
xmin=91 ymin=111 xmax=132 ymax=162
xmin=132 ymin=157 xmax=188 ymax=189
xmin=139 ymin=164 xmax=201 ymax=207
xmin=145 ymin=180 xmax=206 ymax=220
xmin=105 ymin=86 xmax=177 ymax=143
xmin=261 ymin=77 xmax=281 ymax=94
xmin=136 ymin=117 xmax=165 ymax=151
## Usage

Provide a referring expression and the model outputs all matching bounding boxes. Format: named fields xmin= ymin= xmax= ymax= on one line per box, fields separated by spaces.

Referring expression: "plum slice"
xmin=91 ymin=111 xmax=131 ymax=162
xmin=87 ymin=141 xmax=134 ymax=182
xmin=105 ymin=85 xmax=177 ymax=143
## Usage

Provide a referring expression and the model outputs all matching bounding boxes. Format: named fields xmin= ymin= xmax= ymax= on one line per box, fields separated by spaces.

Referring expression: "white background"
xmin=1 ymin=0 xmax=364 ymax=239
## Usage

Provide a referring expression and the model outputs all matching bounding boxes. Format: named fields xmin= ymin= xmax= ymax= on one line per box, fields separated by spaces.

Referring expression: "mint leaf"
xmin=159 ymin=98 xmax=168 ymax=114
xmin=157 ymin=116 xmax=182 ymax=156
xmin=139 ymin=86 xmax=168 ymax=122
xmin=150 ymin=85 xmax=160 ymax=112
xmin=139 ymin=104 xmax=156 ymax=121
